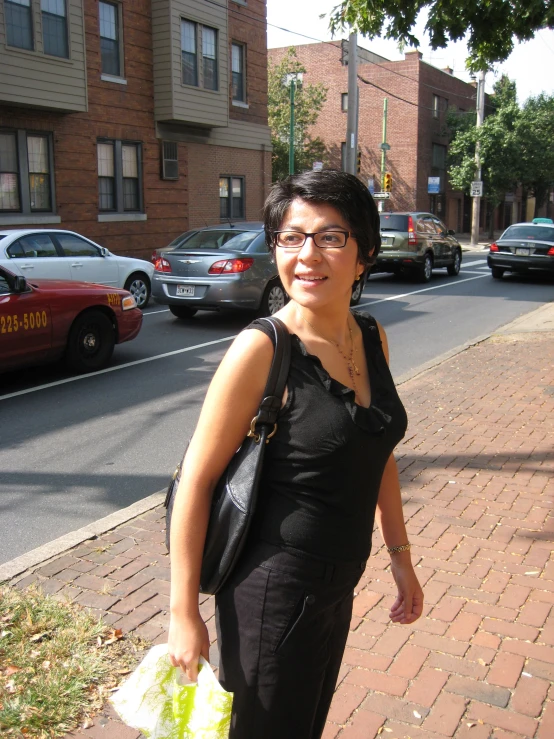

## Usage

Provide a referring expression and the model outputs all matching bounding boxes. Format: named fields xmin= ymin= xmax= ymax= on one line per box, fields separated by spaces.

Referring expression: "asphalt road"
xmin=1 ymin=254 xmax=553 ymax=564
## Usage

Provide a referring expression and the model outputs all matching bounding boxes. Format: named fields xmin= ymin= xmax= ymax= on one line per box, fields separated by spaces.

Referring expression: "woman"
xmin=168 ymin=170 xmax=423 ymax=738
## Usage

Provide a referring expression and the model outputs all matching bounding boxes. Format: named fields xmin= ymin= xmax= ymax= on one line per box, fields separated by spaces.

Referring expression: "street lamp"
xmin=284 ymin=73 xmax=302 ymax=175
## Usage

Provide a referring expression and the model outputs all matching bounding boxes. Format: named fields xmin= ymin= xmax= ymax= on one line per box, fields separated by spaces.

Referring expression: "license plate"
xmin=381 ymin=237 xmax=393 ymax=245
xmin=176 ymin=285 xmax=195 ymax=296
xmin=515 ymin=247 xmax=529 ymax=256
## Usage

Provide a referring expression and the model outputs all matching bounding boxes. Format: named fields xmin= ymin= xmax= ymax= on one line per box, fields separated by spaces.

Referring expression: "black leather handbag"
xmin=164 ymin=316 xmax=291 ymax=595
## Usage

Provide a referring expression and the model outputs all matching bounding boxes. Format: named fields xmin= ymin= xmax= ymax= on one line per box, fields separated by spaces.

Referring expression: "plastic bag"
xmin=110 ymin=643 xmax=233 ymax=739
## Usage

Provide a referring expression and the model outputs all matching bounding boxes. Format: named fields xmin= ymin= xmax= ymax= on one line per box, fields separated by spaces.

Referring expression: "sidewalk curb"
xmin=0 ymin=490 xmax=166 ymax=583
xmin=2 ymin=301 xmax=552 ymax=586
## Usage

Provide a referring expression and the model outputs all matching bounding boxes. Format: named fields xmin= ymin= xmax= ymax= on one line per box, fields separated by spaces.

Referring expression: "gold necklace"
xmin=297 ymin=310 xmax=361 ymax=390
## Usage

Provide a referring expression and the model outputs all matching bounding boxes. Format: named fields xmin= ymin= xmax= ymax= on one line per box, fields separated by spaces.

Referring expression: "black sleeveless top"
xmin=247 ymin=312 xmax=408 ymax=562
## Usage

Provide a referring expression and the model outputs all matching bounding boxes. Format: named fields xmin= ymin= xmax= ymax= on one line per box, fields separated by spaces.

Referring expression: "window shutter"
xmin=162 ymin=141 xmax=178 ymax=180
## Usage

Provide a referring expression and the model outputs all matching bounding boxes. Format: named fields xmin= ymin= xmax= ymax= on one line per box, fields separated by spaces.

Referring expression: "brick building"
xmin=269 ymin=42 xmax=481 ymax=232
xmin=0 ymin=0 xmax=271 ymax=259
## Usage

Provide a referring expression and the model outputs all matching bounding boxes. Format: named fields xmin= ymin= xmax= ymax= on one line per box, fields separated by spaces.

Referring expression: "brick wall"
xmin=268 ymin=43 xmax=477 ymax=230
xmin=0 ymin=0 xmax=271 ymax=260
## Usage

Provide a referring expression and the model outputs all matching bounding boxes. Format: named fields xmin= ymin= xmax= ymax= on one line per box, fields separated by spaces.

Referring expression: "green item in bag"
xmin=111 ymin=644 xmax=233 ymax=738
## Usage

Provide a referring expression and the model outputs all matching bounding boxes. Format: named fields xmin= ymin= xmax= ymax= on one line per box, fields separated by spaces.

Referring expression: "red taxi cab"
xmin=0 ymin=265 xmax=142 ymax=374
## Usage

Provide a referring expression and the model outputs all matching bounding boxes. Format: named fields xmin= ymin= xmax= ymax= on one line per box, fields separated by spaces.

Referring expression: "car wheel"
xmin=491 ymin=266 xmax=505 ymax=279
xmin=258 ymin=279 xmax=287 ymax=317
xmin=447 ymin=249 xmax=461 ymax=276
xmin=417 ymin=254 xmax=433 ymax=283
xmin=124 ymin=272 xmax=151 ymax=309
xmin=66 ymin=310 xmax=115 ymax=373
xmin=350 ymin=277 xmax=365 ymax=306
xmin=169 ymin=305 xmax=198 ymax=319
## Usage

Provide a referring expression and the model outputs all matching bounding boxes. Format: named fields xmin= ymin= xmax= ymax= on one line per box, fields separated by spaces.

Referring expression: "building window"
xmin=432 ymin=94 xmax=439 ymax=118
xmin=231 ymin=43 xmax=245 ymax=102
xmin=181 ymin=20 xmax=218 ymax=90
xmin=202 ymin=26 xmax=218 ymax=91
xmin=341 ymin=93 xmax=348 ymax=112
xmin=219 ymin=176 xmax=244 ymax=220
xmin=99 ymin=1 xmax=120 ymax=76
xmin=41 ymin=0 xmax=68 ymax=58
xmin=432 ymin=143 xmax=447 ymax=169
xmin=0 ymin=130 xmax=54 ymax=214
xmin=97 ymin=140 xmax=142 ymax=213
xmin=181 ymin=20 xmax=197 ymax=86
xmin=5 ymin=0 xmax=33 ymax=50
xmin=161 ymin=141 xmax=178 ymax=180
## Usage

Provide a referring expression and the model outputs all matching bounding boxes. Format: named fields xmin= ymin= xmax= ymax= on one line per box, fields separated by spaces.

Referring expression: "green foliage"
xmin=328 ymin=0 xmax=554 ymax=71
xmin=268 ymin=48 xmax=328 ymax=181
xmin=446 ymin=76 xmax=554 ymax=217
xmin=516 ymin=94 xmax=554 ymax=210
xmin=447 ymin=76 xmax=521 ymax=208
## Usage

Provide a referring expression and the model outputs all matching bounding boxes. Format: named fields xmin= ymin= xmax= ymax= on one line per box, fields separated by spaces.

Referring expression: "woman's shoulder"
xmin=352 ymin=310 xmax=380 ymax=335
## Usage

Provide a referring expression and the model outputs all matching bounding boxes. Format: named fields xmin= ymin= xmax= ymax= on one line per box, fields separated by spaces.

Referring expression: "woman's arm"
xmin=375 ymin=321 xmax=424 ymax=625
xmin=168 ymin=328 xmax=275 ymax=680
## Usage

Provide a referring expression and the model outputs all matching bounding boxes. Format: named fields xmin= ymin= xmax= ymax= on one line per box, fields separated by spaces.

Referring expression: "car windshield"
xmin=380 ymin=214 xmax=409 ymax=232
xmin=176 ymin=230 xmax=260 ymax=251
xmin=503 ymin=225 xmax=554 ymax=242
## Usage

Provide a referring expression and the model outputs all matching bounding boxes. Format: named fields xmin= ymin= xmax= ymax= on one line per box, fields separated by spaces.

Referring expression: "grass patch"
xmin=0 ymin=584 xmax=147 ymax=738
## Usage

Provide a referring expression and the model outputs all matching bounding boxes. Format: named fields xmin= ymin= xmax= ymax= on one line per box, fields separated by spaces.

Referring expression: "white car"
xmin=0 ymin=229 xmax=154 ymax=308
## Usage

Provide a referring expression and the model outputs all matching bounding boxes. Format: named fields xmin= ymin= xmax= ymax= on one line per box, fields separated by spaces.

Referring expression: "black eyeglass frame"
xmin=272 ymin=230 xmax=351 ymax=249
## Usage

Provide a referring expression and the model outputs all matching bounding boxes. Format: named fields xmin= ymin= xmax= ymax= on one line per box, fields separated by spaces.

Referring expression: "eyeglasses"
xmin=273 ymin=231 xmax=350 ymax=249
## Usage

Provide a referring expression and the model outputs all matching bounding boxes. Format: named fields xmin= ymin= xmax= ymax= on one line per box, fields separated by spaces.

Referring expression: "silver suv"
xmin=375 ymin=212 xmax=462 ymax=282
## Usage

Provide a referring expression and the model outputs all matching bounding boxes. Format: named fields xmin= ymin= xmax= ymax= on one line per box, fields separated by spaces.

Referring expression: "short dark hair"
xmin=263 ymin=170 xmax=380 ymax=268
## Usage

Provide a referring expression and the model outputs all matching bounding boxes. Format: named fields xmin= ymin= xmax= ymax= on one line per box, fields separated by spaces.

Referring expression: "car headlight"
xmin=122 ymin=295 xmax=137 ymax=311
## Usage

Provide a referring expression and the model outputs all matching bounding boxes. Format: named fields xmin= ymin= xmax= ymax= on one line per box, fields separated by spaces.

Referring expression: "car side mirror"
xmin=447 ymin=229 xmax=455 ymax=236
xmin=14 ymin=275 xmax=27 ymax=293
xmin=100 ymin=247 xmax=110 ymax=257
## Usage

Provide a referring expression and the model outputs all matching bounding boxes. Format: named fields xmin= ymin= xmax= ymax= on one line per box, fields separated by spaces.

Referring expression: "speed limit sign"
xmin=471 ymin=181 xmax=483 ymax=197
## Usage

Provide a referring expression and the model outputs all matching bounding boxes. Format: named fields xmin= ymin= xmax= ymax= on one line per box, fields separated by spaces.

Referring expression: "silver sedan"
xmin=151 ymin=223 xmax=287 ymax=318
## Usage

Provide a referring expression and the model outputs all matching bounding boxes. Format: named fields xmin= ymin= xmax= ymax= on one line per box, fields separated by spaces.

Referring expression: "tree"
xmin=516 ymin=94 xmax=554 ymax=214
xmin=328 ymin=0 xmax=554 ymax=71
xmin=268 ymin=48 xmax=328 ymax=181
xmin=447 ymin=76 xmax=521 ymax=236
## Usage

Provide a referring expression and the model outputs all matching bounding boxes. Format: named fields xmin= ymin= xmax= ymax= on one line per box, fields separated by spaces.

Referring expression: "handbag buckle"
xmin=247 ymin=415 xmax=278 ymax=444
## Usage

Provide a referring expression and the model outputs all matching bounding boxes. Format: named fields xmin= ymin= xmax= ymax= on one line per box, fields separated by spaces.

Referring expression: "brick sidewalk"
xmin=8 ymin=329 xmax=554 ymax=739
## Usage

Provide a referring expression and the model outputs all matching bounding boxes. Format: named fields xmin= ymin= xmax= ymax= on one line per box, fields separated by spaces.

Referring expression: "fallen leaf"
xmin=477 ymin=658 xmax=487 ymax=666
xmin=41 ymin=660 xmax=51 ymax=671
xmin=5 ymin=665 xmax=21 ymax=676
xmin=478 ymin=719 xmax=484 ymax=725
xmin=522 ymin=671 xmax=532 ymax=677
xmin=413 ymin=710 xmax=421 ymax=718
xmin=466 ymin=722 xmax=476 ymax=728
xmin=97 ymin=636 xmax=103 ymax=647
xmin=81 ymin=718 xmax=93 ymax=729
xmin=30 ymin=632 xmax=48 ymax=643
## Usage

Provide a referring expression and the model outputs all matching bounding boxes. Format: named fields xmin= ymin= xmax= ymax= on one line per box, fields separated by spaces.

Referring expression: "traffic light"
xmin=356 ymin=151 xmax=362 ymax=174
xmin=383 ymin=172 xmax=392 ymax=192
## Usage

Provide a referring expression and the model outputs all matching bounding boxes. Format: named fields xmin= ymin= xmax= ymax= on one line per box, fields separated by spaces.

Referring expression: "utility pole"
xmin=345 ymin=32 xmax=358 ymax=175
xmin=379 ymin=98 xmax=389 ymax=213
xmin=288 ymin=78 xmax=296 ymax=175
xmin=470 ymin=69 xmax=486 ymax=247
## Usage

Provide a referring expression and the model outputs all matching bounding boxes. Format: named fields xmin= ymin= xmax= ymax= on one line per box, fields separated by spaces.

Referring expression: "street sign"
xmin=373 ymin=192 xmax=391 ymax=199
xmin=471 ymin=181 xmax=483 ymax=197
xmin=428 ymin=176 xmax=440 ymax=194
xmin=312 ymin=161 xmax=323 ymax=171
xmin=379 ymin=142 xmax=391 ymax=151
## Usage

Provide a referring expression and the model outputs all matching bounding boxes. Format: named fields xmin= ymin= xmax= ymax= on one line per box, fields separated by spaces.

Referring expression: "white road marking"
xmin=0 ymin=336 xmax=236 ymax=401
xmin=358 ymin=273 xmax=489 ymax=308
xmin=143 ymin=308 xmax=170 ymax=316
xmin=461 ymin=259 xmax=488 ymax=267
xmin=2 ymin=272 xmax=491 ymax=401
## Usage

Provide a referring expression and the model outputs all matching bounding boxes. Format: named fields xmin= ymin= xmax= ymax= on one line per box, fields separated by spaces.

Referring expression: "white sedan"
xmin=0 ymin=229 xmax=154 ymax=308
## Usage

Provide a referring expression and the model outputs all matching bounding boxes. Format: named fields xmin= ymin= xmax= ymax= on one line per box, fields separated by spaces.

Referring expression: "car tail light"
xmin=490 ymin=243 xmax=499 ymax=252
xmin=208 ymin=258 xmax=254 ymax=275
xmin=151 ymin=250 xmax=159 ymax=263
xmin=407 ymin=216 xmax=418 ymax=246
xmin=154 ymin=257 xmax=172 ymax=273
xmin=547 ymin=246 xmax=554 ymax=256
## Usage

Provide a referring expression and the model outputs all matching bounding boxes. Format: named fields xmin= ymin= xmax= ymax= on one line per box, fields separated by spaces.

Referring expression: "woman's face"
xmin=274 ymin=199 xmax=366 ymax=311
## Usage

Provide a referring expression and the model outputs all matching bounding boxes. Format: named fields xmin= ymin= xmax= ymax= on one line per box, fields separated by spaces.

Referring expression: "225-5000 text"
xmin=0 ymin=311 xmax=49 ymax=334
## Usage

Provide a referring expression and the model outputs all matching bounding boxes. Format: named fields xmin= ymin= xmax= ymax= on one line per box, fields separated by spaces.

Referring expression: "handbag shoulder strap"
xmin=252 ymin=316 xmax=291 ymax=429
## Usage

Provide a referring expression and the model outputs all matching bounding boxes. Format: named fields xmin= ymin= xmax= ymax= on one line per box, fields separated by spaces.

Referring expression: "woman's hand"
xmin=168 ymin=610 xmax=210 ymax=683
xmin=389 ymin=556 xmax=424 ymax=625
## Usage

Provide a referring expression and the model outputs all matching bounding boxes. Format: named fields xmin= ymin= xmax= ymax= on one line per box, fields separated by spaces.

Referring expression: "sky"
xmin=266 ymin=0 xmax=554 ymax=103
